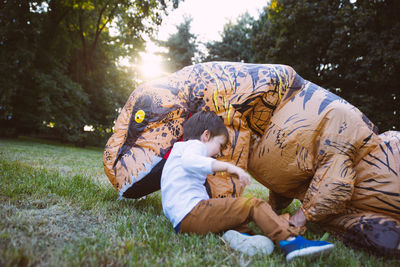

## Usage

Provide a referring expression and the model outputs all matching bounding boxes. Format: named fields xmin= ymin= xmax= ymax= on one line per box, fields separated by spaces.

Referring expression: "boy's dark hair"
xmin=183 ymin=111 xmax=229 ymax=142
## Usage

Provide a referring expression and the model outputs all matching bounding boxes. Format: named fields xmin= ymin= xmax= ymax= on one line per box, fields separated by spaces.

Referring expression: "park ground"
xmin=0 ymin=137 xmax=398 ymax=266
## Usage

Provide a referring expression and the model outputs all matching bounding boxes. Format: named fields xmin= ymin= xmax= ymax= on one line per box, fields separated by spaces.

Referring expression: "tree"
xmin=0 ymin=0 xmax=181 ymax=144
xmin=204 ymin=13 xmax=255 ymax=63
xmin=251 ymin=0 xmax=400 ymax=131
xmin=158 ymin=16 xmax=197 ymax=72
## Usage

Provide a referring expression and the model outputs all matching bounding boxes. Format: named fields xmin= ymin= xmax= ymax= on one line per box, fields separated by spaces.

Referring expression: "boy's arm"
xmin=181 ymin=142 xmax=217 ymax=176
xmin=212 ymin=160 xmax=251 ymax=188
xmin=180 ymin=142 xmax=251 ymax=188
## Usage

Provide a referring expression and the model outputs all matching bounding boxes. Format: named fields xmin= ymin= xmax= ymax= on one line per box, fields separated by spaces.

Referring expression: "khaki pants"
xmin=180 ymin=197 xmax=302 ymax=243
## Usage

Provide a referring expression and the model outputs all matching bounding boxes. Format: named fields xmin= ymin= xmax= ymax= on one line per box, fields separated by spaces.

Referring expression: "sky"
xmin=138 ymin=0 xmax=268 ymax=80
xmin=158 ymin=0 xmax=268 ymax=42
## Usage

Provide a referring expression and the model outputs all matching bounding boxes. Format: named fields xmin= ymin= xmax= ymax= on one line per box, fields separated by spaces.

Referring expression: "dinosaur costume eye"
xmin=134 ymin=110 xmax=145 ymax=123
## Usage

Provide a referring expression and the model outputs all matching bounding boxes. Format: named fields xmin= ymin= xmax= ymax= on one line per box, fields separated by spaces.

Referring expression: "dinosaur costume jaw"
xmin=104 ymin=85 xmax=189 ymax=194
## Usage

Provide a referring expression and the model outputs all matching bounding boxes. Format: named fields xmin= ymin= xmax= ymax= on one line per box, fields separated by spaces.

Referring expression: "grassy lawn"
xmin=0 ymin=137 xmax=398 ymax=266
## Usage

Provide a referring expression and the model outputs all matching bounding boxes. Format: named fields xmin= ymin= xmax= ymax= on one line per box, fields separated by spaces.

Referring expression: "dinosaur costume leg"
xmin=327 ymin=130 xmax=400 ymax=257
xmin=321 ymin=212 xmax=400 ymax=258
xmin=323 ymin=131 xmax=400 ymax=257
xmin=352 ymin=130 xmax=400 ymax=219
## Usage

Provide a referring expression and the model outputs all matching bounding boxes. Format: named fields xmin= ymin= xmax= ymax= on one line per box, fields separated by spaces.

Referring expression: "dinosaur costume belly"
xmin=103 ymin=62 xmax=400 ymax=257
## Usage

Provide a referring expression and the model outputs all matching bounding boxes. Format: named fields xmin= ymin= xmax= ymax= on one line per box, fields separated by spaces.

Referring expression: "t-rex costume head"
xmin=104 ymin=62 xmax=300 ymax=198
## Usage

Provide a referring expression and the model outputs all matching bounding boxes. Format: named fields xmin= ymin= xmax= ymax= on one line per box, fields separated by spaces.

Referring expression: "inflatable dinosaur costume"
xmin=103 ymin=62 xmax=400 ymax=257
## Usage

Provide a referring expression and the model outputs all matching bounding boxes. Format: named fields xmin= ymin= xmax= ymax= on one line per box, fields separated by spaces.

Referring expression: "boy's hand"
xmin=227 ymin=165 xmax=251 ymax=188
xmin=211 ymin=161 xmax=251 ymax=188
xmin=238 ymin=170 xmax=252 ymax=188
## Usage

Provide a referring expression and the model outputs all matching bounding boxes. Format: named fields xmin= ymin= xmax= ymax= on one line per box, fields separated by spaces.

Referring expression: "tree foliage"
xmin=204 ymin=13 xmax=255 ymax=63
xmin=0 ymin=0 xmax=180 ymax=145
xmin=1 ymin=0 xmax=398 ymax=142
xmin=157 ymin=16 xmax=197 ymax=72
xmin=256 ymin=0 xmax=400 ymax=131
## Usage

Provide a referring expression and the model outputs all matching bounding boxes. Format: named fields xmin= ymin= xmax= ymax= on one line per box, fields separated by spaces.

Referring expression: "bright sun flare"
xmin=138 ymin=52 xmax=166 ymax=81
xmin=137 ymin=41 xmax=168 ymax=81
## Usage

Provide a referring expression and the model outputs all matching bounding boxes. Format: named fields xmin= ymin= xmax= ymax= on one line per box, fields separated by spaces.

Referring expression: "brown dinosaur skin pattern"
xmin=103 ymin=62 xmax=400 ymax=257
xmin=247 ymin=79 xmax=400 ymax=257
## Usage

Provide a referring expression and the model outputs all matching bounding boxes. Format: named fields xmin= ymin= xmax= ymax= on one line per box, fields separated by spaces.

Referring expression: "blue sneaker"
xmin=279 ymin=236 xmax=334 ymax=262
xmin=222 ymin=230 xmax=274 ymax=256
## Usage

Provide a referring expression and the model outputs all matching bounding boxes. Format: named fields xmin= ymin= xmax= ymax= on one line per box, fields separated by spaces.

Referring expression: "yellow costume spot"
xmin=135 ymin=110 xmax=145 ymax=123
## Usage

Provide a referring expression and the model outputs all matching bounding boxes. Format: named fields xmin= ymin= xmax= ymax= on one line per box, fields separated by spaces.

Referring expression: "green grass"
xmin=0 ymin=137 xmax=398 ymax=266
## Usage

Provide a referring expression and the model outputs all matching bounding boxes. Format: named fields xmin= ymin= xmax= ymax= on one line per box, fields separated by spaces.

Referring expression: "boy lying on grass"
xmin=161 ymin=111 xmax=334 ymax=261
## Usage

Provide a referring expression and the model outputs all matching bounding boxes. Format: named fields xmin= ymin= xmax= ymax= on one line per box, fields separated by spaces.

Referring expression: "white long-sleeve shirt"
xmin=161 ymin=140 xmax=215 ymax=228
